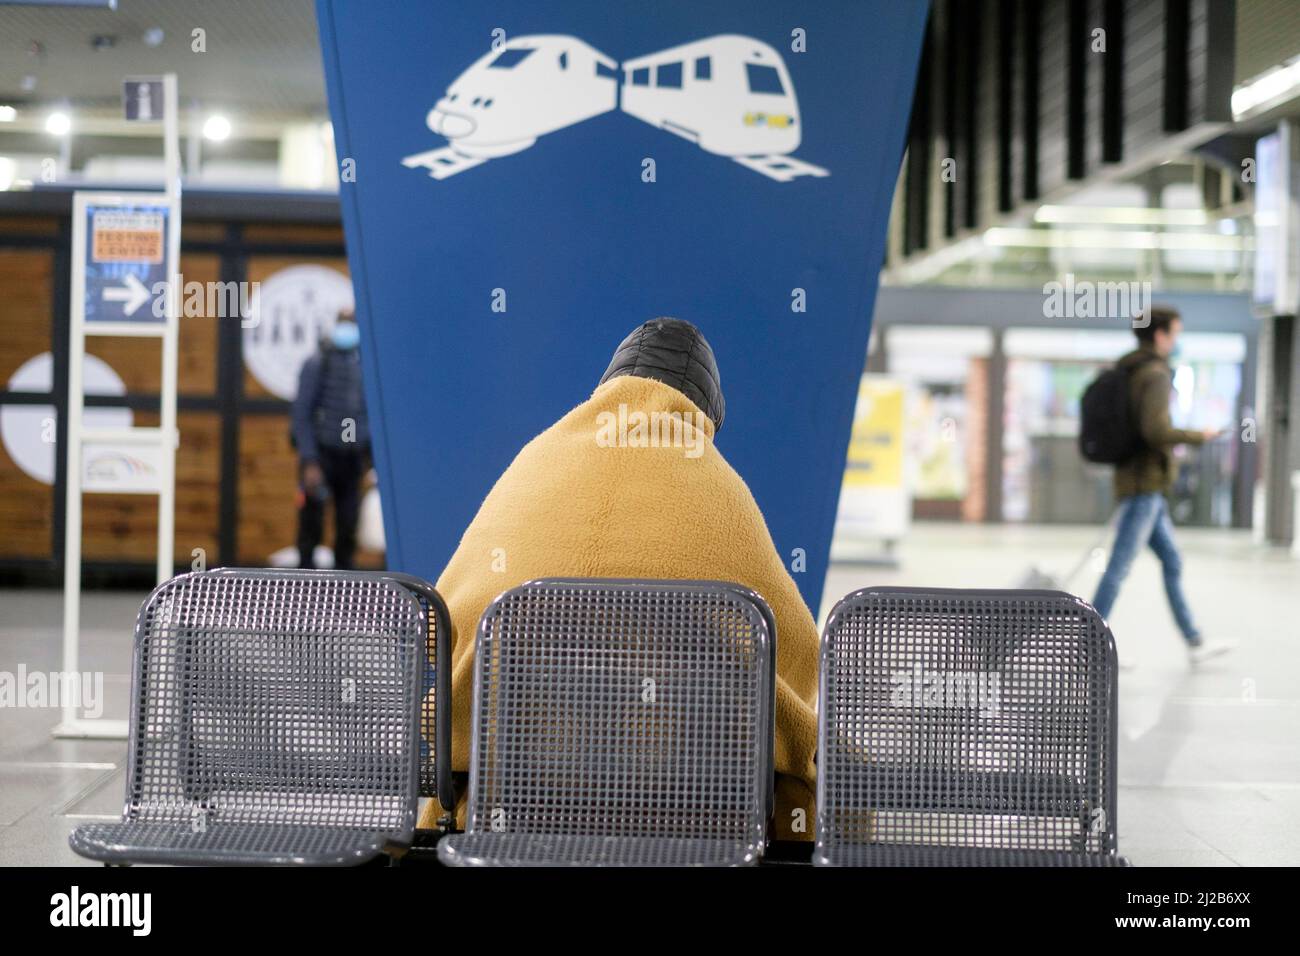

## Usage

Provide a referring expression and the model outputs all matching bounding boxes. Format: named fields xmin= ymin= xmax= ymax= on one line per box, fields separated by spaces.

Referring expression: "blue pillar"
xmin=317 ymin=0 xmax=929 ymax=610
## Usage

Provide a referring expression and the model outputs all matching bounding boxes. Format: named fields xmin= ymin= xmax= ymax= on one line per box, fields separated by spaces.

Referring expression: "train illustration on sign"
xmin=402 ymin=34 xmax=829 ymax=183
xmin=404 ymin=36 xmax=619 ymax=179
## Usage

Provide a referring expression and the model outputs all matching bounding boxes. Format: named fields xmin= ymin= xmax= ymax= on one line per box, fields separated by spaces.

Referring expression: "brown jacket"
xmin=1114 ymin=345 xmax=1204 ymax=498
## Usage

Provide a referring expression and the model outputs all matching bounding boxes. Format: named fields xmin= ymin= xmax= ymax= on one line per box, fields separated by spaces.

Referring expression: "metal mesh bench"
xmin=438 ymin=578 xmax=775 ymax=867
xmin=815 ymin=587 xmax=1127 ymax=867
xmin=69 ymin=568 xmax=436 ymax=866
xmin=209 ymin=568 xmax=454 ymax=816
xmin=386 ymin=572 xmax=455 ymax=815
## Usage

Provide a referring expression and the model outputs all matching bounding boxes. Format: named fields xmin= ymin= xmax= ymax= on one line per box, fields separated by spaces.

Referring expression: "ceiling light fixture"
xmin=45 ymin=112 xmax=71 ymax=136
xmin=202 ymin=114 xmax=232 ymax=142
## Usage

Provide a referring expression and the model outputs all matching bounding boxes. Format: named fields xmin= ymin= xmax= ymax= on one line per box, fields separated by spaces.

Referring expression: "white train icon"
xmin=619 ymin=35 xmax=826 ymax=181
xmin=403 ymin=35 xmax=619 ymax=178
xmin=402 ymin=34 xmax=828 ymax=183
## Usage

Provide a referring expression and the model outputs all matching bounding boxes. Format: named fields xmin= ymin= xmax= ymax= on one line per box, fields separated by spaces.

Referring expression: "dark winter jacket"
xmin=1114 ymin=344 xmax=1204 ymax=498
xmin=291 ymin=345 xmax=370 ymax=463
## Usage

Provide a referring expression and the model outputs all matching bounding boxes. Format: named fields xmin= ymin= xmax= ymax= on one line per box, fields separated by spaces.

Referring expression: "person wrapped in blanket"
xmin=420 ymin=317 xmax=819 ymax=840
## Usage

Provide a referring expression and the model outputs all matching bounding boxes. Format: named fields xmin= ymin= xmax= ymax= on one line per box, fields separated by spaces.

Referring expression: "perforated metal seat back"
xmin=463 ymin=579 xmax=773 ymax=849
xmin=412 ymin=585 xmax=447 ymax=801
xmin=375 ymin=573 xmax=452 ymax=805
xmin=817 ymin=587 xmax=1120 ymax=863
xmin=209 ymin=567 xmax=454 ymax=810
xmin=123 ymin=569 xmax=423 ymax=834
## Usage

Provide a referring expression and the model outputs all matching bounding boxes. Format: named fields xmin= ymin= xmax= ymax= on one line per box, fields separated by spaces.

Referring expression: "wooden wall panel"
xmin=84 ymin=336 xmax=162 ymax=395
xmin=81 ymin=411 xmax=221 ymax=562
xmin=241 ymin=224 xmax=343 ymax=245
xmin=173 ymin=411 xmax=222 ymax=564
xmin=178 ymin=253 xmax=221 ymax=396
xmin=181 ymin=222 xmax=227 ymax=243
xmin=0 ymin=248 xmax=53 ymax=386
xmin=237 ymin=413 xmax=298 ymax=565
xmin=0 ymin=245 xmax=56 ymax=560
xmin=0 ymin=217 xmax=58 ymax=238
xmin=0 ymin=426 xmax=53 ymax=559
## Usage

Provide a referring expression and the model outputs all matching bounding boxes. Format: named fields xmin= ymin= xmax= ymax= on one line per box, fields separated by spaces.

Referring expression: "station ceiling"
xmin=0 ymin=0 xmax=326 ymax=118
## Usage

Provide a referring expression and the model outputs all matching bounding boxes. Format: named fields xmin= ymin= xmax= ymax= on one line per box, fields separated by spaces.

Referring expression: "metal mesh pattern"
xmin=438 ymin=833 xmax=761 ymax=867
xmin=417 ymin=591 xmax=442 ymax=799
xmin=70 ymin=569 xmax=424 ymax=866
xmin=68 ymin=822 xmax=394 ymax=867
xmin=439 ymin=579 xmax=773 ymax=867
xmin=211 ymin=568 xmax=453 ymax=810
xmin=815 ymin=587 xmax=1123 ymax=867
xmin=379 ymin=572 xmax=452 ymax=806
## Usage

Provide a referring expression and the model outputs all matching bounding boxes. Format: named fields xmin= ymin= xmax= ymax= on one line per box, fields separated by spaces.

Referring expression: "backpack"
xmin=1078 ymin=355 xmax=1155 ymax=464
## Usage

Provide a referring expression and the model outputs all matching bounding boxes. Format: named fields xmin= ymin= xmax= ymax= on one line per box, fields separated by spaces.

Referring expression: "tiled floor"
xmin=1 ymin=522 xmax=1296 ymax=865
xmin=0 ymin=589 xmax=139 ymax=866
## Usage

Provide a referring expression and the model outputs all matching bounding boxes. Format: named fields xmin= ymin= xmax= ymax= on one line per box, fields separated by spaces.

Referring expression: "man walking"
xmin=291 ymin=309 xmax=371 ymax=570
xmin=1091 ymin=306 xmax=1233 ymax=663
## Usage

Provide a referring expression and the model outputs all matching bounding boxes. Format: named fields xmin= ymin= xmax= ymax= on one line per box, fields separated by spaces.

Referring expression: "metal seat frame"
xmin=438 ymin=578 xmax=776 ymax=867
xmin=69 ymin=568 xmax=446 ymax=866
xmin=814 ymin=586 xmax=1127 ymax=867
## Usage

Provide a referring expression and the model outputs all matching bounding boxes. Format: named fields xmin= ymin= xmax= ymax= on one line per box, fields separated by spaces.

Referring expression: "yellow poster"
xmin=843 ymin=377 xmax=904 ymax=488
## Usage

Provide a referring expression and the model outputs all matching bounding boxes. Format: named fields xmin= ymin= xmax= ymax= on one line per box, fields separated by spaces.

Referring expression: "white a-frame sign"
xmin=56 ymin=75 xmax=181 ymax=738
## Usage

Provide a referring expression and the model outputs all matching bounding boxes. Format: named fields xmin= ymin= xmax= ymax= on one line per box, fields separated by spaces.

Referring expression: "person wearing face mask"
xmin=1091 ymin=305 xmax=1234 ymax=664
xmin=290 ymin=308 xmax=371 ymax=570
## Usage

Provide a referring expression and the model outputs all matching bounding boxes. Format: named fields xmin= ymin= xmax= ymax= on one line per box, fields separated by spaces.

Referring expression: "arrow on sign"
xmin=102 ymin=273 xmax=154 ymax=317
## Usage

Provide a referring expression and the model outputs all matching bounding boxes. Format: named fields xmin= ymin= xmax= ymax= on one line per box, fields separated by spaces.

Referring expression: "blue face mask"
xmin=331 ymin=320 xmax=360 ymax=350
xmin=1168 ymin=341 xmax=1183 ymax=363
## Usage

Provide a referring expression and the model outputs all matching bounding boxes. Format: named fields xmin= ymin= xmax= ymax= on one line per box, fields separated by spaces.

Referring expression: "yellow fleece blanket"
xmin=418 ymin=375 xmax=819 ymax=840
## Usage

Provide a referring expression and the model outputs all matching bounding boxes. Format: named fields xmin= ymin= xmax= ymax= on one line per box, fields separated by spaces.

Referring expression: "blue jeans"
xmin=1092 ymin=492 xmax=1201 ymax=645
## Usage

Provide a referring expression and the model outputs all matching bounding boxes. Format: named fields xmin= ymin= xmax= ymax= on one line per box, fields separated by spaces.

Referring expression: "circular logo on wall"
xmin=1 ymin=353 xmax=131 ymax=485
xmin=243 ymin=264 xmax=355 ymax=400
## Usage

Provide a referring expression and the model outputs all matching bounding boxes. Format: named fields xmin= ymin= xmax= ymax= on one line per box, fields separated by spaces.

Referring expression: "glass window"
xmin=558 ymin=51 xmax=568 ymax=70
xmin=596 ymin=61 xmax=619 ymax=79
xmin=489 ymin=47 xmax=534 ymax=69
xmin=656 ymin=62 xmax=683 ymax=88
xmin=631 ymin=67 xmax=649 ymax=86
xmin=695 ymin=57 xmax=711 ymax=80
xmin=746 ymin=63 xmax=784 ymax=94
